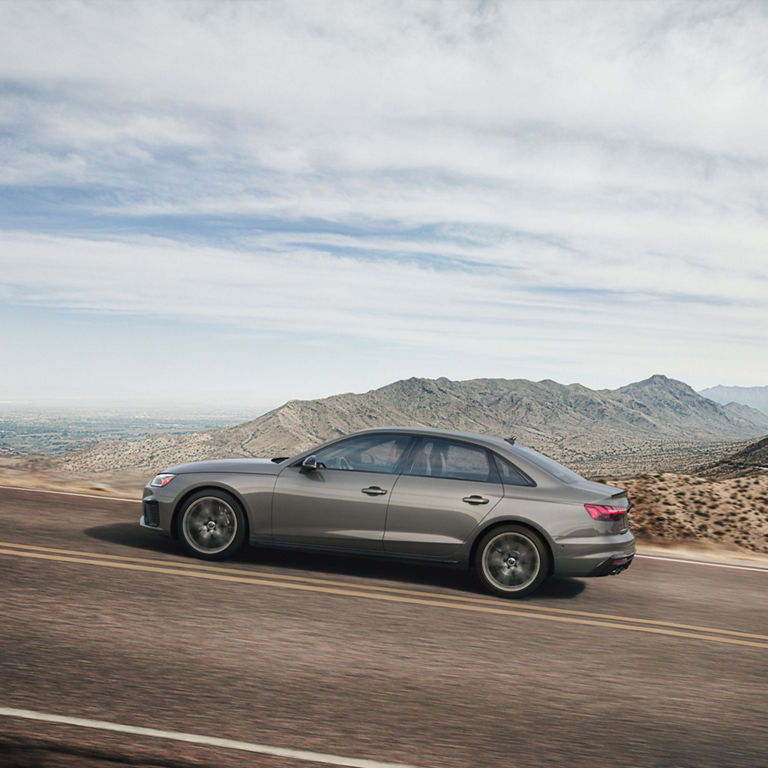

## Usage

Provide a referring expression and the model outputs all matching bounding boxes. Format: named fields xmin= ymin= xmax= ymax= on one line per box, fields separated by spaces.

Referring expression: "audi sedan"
xmin=141 ymin=427 xmax=634 ymax=597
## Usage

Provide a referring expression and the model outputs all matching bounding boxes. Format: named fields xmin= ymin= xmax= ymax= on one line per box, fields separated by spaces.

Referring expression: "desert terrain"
xmin=2 ymin=375 xmax=767 ymax=557
xmin=612 ymin=472 xmax=768 ymax=556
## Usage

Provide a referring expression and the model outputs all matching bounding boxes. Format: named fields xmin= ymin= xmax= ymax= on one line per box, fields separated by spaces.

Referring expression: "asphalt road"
xmin=0 ymin=486 xmax=766 ymax=768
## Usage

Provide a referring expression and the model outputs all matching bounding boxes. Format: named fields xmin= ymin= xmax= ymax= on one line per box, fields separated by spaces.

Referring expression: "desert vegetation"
xmin=603 ymin=471 xmax=768 ymax=555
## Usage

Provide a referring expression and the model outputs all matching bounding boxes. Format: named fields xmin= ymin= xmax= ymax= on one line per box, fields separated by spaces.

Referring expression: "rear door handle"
xmin=462 ymin=495 xmax=489 ymax=505
xmin=362 ymin=486 xmax=388 ymax=496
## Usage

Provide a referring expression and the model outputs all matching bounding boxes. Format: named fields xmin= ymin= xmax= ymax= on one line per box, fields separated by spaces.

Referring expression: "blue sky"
xmin=1 ymin=1 xmax=767 ymax=411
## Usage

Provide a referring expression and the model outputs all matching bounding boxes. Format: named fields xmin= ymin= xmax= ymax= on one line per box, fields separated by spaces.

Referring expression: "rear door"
xmin=384 ymin=437 xmax=503 ymax=558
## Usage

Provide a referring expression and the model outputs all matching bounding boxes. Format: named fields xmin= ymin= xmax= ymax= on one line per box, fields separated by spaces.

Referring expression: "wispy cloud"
xmin=1 ymin=0 xmax=767 ymax=401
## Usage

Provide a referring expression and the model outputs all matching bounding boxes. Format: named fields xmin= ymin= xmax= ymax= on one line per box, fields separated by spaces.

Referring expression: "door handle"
xmin=462 ymin=495 xmax=489 ymax=505
xmin=362 ymin=486 xmax=388 ymax=496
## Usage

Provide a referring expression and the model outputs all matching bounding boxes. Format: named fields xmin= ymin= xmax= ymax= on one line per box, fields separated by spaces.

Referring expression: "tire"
xmin=178 ymin=489 xmax=246 ymax=560
xmin=475 ymin=524 xmax=550 ymax=598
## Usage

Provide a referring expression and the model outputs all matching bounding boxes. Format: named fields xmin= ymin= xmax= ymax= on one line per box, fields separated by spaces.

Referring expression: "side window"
xmin=314 ymin=434 xmax=412 ymax=473
xmin=405 ymin=438 xmax=499 ymax=482
xmin=494 ymin=455 xmax=535 ymax=487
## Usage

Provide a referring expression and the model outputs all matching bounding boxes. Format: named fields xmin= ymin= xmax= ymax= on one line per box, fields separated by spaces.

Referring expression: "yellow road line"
xmin=1 ymin=546 xmax=766 ymax=650
xmin=2 ymin=541 xmax=766 ymax=642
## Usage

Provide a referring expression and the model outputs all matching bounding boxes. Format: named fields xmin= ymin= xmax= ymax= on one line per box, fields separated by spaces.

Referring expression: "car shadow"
xmin=85 ymin=522 xmax=180 ymax=556
xmin=84 ymin=522 xmax=587 ymax=601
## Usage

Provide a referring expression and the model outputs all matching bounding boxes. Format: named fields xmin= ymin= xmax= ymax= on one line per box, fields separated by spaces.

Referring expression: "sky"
xmin=1 ymin=0 xmax=767 ymax=412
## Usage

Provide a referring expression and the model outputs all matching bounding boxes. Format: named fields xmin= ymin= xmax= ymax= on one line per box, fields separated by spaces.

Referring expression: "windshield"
xmin=512 ymin=445 xmax=586 ymax=484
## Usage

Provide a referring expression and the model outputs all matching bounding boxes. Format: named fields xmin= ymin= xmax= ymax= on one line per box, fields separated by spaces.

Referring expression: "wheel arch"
xmin=469 ymin=518 xmax=555 ymax=576
xmin=171 ymin=483 xmax=251 ymax=542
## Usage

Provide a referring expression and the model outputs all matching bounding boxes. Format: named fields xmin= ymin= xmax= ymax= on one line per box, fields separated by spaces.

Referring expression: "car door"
xmin=271 ymin=433 xmax=414 ymax=550
xmin=384 ymin=436 xmax=504 ymax=558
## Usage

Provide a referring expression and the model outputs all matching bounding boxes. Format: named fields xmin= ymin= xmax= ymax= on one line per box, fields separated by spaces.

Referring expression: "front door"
xmin=271 ymin=433 xmax=414 ymax=550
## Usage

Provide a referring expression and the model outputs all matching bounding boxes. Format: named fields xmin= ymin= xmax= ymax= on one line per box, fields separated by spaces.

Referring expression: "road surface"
xmin=0 ymin=486 xmax=766 ymax=768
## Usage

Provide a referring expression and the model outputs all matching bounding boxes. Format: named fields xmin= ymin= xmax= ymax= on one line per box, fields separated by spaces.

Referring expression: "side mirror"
xmin=301 ymin=455 xmax=319 ymax=472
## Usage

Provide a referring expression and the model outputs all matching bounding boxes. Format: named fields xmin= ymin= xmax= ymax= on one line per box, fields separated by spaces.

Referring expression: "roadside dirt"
xmin=0 ymin=458 xmax=144 ymax=499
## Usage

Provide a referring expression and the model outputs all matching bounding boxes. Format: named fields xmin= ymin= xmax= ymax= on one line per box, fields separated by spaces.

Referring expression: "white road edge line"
xmin=0 ymin=707 xmax=421 ymax=768
xmin=634 ymin=554 xmax=768 ymax=572
xmin=0 ymin=485 xmax=140 ymax=503
xmin=1 ymin=485 xmax=766 ymax=572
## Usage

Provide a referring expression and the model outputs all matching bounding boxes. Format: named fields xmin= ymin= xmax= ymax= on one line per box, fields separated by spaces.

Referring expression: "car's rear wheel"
xmin=178 ymin=489 xmax=246 ymax=560
xmin=475 ymin=524 xmax=550 ymax=597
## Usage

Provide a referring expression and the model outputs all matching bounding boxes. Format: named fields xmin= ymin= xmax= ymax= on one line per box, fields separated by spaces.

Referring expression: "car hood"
xmin=165 ymin=458 xmax=285 ymax=475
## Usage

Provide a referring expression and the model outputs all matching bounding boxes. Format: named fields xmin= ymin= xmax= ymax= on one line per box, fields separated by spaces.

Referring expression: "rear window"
xmin=511 ymin=445 xmax=585 ymax=484
xmin=404 ymin=437 xmax=500 ymax=483
xmin=493 ymin=455 xmax=535 ymax=487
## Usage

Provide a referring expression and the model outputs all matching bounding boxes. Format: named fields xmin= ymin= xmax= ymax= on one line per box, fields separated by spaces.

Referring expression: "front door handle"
xmin=462 ymin=495 xmax=489 ymax=505
xmin=362 ymin=486 xmax=388 ymax=496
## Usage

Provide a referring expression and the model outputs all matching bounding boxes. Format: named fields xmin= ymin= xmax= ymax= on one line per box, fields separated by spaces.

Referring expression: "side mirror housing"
xmin=301 ymin=455 xmax=319 ymax=472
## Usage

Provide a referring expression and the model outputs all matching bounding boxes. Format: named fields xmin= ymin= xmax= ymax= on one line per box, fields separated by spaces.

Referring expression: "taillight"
xmin=585 ymin=504 xmax=627 ymax=521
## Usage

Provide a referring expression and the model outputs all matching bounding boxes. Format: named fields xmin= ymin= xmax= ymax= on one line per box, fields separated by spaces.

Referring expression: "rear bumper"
xmin=553 ymin=530 xmax=636 ymax=578
xmin=588 ymin=553 xmax=634 ymax=577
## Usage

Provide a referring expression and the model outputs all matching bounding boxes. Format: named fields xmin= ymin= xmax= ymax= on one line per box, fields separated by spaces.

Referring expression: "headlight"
xmin=150 ymin=473 xmax=175 ymax=487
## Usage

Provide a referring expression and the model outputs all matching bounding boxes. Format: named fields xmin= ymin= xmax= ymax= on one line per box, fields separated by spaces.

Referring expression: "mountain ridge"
xmin=699 ymin=384 xmax=768 ymax=417
xmin=55 ymin=374 xmax=768 ymax=476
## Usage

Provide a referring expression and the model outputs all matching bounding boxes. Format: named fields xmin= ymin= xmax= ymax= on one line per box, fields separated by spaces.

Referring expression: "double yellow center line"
xmin=2 ymin=541 xmax=766 ymax=650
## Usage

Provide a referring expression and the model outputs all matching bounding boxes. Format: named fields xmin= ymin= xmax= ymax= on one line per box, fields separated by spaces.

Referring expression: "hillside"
xmin=613 ymin=471 xmax=768 ymax=555
xmin=699 ymin=385 xmax=768 ymax=417
xmin=55 ymin=374 xmax=768 ymax=477
xmin=696 ymin=435 xmax=768 ymax=479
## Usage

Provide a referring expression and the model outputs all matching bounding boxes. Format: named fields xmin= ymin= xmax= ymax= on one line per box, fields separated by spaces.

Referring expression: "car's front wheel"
xmin=178 ymin=489 xmax=246 ymax=560
xmin=475 ymin=524 xmax=550 ymax=597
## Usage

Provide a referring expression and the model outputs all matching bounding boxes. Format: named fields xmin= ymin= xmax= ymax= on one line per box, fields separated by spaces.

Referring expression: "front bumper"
xmin=140 ymin=480 xmax=180 ymax=534
xmin=140 ymin=498 xmax=160 ymax=529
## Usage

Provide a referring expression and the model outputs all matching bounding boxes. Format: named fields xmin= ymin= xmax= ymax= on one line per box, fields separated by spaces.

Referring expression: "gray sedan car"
xmin=141 ymin=427 xmax=634 ymax=597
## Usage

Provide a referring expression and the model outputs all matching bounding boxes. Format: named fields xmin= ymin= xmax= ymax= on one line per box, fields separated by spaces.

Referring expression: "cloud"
xmin=0 ymin=1 xmax=767 ymax=394
xmin=1 ymin=229 xmax=764 ymax=349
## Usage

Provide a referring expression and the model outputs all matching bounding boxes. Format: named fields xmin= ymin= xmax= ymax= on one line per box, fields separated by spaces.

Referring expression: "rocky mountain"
xmin=699 ymin=385 xmax=768 ymax=417
xmin=56 ymin=375 xmax=768 ymax=477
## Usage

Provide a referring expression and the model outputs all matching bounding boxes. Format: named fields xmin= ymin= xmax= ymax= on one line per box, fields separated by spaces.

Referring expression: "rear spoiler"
xmin=610 ymin=488 xmax=631 ymax=511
